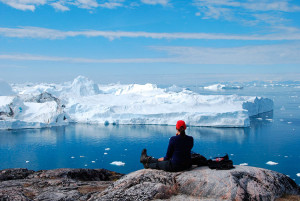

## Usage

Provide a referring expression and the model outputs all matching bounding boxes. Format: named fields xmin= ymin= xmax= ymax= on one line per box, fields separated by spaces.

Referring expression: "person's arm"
xmin=163 ymin=137 xmax=174 ymax=161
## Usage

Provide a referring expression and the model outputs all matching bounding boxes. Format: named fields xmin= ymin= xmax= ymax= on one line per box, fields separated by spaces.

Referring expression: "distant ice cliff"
xmin=0 ymin=76 xmax=274 ymax=129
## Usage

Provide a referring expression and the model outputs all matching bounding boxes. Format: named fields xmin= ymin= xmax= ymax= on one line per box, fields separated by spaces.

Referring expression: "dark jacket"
xmin=164 ymin=134 xmax=194 ymax=168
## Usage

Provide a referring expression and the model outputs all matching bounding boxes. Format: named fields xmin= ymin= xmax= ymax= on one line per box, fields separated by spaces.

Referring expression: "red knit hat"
xmin=176 ymin=120 xmax=186 ymax=130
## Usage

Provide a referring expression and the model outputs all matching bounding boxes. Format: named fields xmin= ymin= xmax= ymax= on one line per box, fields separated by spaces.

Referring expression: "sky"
xmin=1 ymin=0 xmax=300 ymax=84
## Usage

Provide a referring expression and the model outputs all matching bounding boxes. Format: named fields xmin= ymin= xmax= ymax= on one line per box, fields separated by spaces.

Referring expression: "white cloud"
xmin=0 ymin=0 xmax=47 ymax=11
xmin=0 ymin=0 xmax=171 ymax=11
xmin=0 ymin=54 xmax=175 ymax=63
xmin=141 ymin=0 xmax=169 ymax=6
xmin=1 ymin=26 xmax=300 ymax=41
xmin=153 ymin=43 xmax=300 ymax=65
xmin=99 ymin=2 xmax=123 ymax=9
xmin=72 ymin=0 xmax=98 ymax=9
xmin=193 ymin=0 xmax=300 ymax=25
xmin=0 ymin=0 xmax=127 ymax=11
xmin=51 ymin=2 xmax=70 ymax=11
xmin=1 ymin=43 xmax=300 ymax=65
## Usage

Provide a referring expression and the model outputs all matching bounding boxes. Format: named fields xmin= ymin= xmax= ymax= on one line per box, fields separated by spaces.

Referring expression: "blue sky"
xmin=1 ymin=0 xmax=300 ymax=84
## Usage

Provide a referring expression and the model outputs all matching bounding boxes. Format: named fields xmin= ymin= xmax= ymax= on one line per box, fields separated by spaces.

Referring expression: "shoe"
xmin=140 ymin=149 xmax=149 ymax=164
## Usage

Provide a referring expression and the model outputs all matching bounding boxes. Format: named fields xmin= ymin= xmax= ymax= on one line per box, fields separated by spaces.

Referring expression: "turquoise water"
xmin=0 ymin=84 xmax=300 ymax=184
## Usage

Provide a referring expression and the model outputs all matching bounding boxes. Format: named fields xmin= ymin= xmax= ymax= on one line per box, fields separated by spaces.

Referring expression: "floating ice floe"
xmin=203 ymin=84 xmax=225 ymax=91
xmin=80 ymin=156 xmax=85 ymax=158
xmin=297 ymin=173 xmax=300 ymax=177
xmin=288 ymin=122 xmax=292 ymax=124
xmin=266 ymin=161 xmax=278 ymax=165
xmin=91 ymin=161 xmax=95 ymax=163
xmin=71 ymin=156 xmax=75 ymax=159
xmin=240 ymin=163 xmax=248 ymax=166
xmin=110 ymin=161 xmax=125 ymax=166
xmin=104 ymin=152 xmax=108 ymax=155
xmin=25 ymin=161 xmax=30 ymax=163
xmin=1 ymin=76 xmax=274 ymax=129
xmin=280 ymin=119 xmax=284 ymax=122
xmin=266 ymin=119 xmax=273 ymax=122
xmin=256 ymin=118 xmax=263 ymax=120
xmin=105 ymin=148 xmax=110 ymax=151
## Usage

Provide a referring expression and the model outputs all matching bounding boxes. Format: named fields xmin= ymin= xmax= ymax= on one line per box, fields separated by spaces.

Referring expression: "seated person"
xmin=140 ymin=120 xmax=194 ymax=172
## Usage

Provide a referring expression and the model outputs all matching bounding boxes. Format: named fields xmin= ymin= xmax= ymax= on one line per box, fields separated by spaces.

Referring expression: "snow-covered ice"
xmin=204 ymin=84 xmax=225 ymax=91
xmin=1 ymin=76 xmax=274 ymax=129
xmin=110 ymin=161 xmax=125 ymax=166
xmin=266 ymin=161 xmax=278 ymax=165
xmin=203 ymin=84 xmax=243 ymax=91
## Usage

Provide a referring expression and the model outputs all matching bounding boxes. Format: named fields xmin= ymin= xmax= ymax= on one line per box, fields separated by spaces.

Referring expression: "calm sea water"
xmin=0 ymin=84 xmax=300 ymax=184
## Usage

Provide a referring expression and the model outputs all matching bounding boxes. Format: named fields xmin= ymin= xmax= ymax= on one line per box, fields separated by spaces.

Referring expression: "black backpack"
xmin=207 ymin=154 xmax=234 ymax=170
xmin=191 ymin=152 xmax=208 ymax=166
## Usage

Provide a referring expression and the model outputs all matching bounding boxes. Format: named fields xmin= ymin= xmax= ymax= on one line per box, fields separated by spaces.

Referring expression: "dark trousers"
xmin=146 ymin=157 xmax=191 ymax=172
xmin=147 ymin=157 xmax=173 ymax=172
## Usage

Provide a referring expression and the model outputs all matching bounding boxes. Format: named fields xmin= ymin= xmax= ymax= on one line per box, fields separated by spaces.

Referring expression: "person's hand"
xmin=158 ymin=157 xmax=164 ymax=161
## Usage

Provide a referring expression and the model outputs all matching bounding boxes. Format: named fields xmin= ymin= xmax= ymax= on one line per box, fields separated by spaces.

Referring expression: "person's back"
xmin=140 ymin=120 xmax=194 ymax=172
xmin=167 ymin=134 xmax=193 ymax=166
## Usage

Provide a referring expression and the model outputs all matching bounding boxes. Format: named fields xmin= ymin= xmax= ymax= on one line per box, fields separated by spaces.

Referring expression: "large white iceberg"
xmin=0 ymin=76 xmax=274 ymax=129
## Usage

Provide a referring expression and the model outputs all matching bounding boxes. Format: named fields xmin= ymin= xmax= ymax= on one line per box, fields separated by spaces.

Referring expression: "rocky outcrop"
xmin=0 ymin=166 xmax=299 ymax=201
xmin=90 ymin=166 xmax=300 ymax=201
xmin=0 ymin=168 xmax=123 ymax=201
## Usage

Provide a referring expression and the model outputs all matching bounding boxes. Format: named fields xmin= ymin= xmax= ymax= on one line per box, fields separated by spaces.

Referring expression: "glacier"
xmin=0 ymin=76 xmax=274 ymax=129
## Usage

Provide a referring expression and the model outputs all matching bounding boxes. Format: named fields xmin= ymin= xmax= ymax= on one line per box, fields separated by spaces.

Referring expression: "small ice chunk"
xmin=71 ymin=156 xmax=75 ymax=159
xmin=125 ymin=149 xmax=127 ymax=151
xmin=230 ymin=154 xmax=234 ymax=156
xmin=266 ymin=161 xmax=278 ymax=165
xmin=296 ymin=173 xmax=300 ymax=177
xmin=25 ymin=161 xmax=30 ymax=163
xmin=91 ymin=161 xmax=95 ymax=163
xmin=288 ymin=122 xmax=292 ymax=124
xmin=104 ymin=152 xmax=108 ymax=155
xmin=110 ymin=161 xmax=125 ymax=166
xmin=105 ymin=148 xmax=110 ymax=151
xmin=240 ymin=163 xmax=248 ymax=166
xmin=284 ymin=156 xmax=288 ymax=158
xmin=280 ymin=119 xmax=284 ymax=122
xmin=256 ymin=118 xmax=262 ymax=120
xmin=84 ymin=164 xmax=88 ymax=167
xmin=80 ymin=156 xmax=85 ymax=158
xmin=266 ymin=119 xmax=273 ymax=122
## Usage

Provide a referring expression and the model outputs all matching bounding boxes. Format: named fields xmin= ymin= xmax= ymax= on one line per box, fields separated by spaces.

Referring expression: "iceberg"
xmin=1 ymin=76 xmax=274 ymax=129
xmin=203 ymin=84 xmax=243 ymax=91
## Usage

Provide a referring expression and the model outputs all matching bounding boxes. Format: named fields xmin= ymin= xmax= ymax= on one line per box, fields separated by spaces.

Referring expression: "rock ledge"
xmin=0 ymin=166 xmax=299 ymax=201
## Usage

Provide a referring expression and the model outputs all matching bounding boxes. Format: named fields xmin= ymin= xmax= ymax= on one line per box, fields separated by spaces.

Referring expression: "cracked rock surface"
xmin=1 ymin=166 xmax=299 ymax=201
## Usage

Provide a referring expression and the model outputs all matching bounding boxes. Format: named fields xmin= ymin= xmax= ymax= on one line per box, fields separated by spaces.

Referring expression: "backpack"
xmin=207 ymin=154 xmax=234 ymax=170
xmin=191 ymin=152 xmax=208 ymax=166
